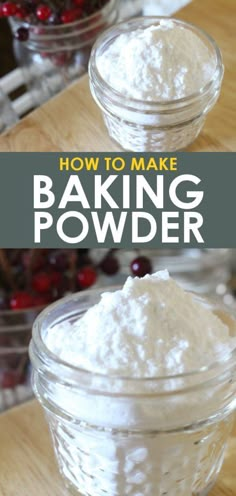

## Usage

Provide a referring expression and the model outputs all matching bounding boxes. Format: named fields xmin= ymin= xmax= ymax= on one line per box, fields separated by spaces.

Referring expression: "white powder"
xmin=97 ymin=21 xmax=215 ymax=101
xmin=46 ymin=270 xmax=235 ymax=378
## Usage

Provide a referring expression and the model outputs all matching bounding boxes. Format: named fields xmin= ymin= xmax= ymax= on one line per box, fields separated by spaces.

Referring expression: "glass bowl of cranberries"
xmin=0 ymin=0 xmax=118 ymax=107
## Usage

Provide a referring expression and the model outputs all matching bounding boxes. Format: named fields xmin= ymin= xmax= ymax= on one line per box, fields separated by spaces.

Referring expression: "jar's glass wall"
xmin=30 ymin=291 xmax=236 ymax=496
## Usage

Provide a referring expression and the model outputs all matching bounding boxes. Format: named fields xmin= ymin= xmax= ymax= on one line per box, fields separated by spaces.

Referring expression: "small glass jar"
xmin=30 ymin=289 xmax=236 ymax=496
xmin=10 ymin=0 xmax=118 ymax=107
xmin=89 ymin=17 xmax=224 ymax=152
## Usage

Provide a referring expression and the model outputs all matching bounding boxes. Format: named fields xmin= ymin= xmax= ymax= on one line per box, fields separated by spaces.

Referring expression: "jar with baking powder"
xmin=89 ymin=17 xmax=224 ymax=152
xmin=30 ymin=289 xmax=236 ymax=496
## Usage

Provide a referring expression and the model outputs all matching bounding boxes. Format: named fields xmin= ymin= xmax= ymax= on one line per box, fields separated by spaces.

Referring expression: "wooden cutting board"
xmin=0 ymin=0 xmax=235 ymax=152
xmin=0 ymin=400 xmax=235 ymax=496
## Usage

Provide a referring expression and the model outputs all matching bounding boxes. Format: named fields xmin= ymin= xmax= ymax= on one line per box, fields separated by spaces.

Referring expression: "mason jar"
xmin=30 ymin=289 xmax=236 ymax=496
xmin=89 ymin=17 xmax=224 ymax=152
xmin=10 ymin=0 xmax=118 ymax=107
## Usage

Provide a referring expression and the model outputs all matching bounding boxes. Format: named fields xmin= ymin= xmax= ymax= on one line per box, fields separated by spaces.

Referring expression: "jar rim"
xmin=30 ymin=286 xmax=236 ymax=395
xmin=89 ymin=16 xmax=224 ymax=109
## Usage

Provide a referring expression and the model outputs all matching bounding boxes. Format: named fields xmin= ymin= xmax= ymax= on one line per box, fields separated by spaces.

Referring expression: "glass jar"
xmin=89 ymin=17 xmax=224 ymax=152
xmin=10 ymin=0 xmax=118 ymax=107
xmin=30 ymin=289 xmax=236 ymax=496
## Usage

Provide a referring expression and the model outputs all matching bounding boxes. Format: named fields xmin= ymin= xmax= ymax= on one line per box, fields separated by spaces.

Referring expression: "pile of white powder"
xmin=96 ymin=20 xmax=215 ymax=101
xmin=46 ymin=270 xmax=235 ymax=378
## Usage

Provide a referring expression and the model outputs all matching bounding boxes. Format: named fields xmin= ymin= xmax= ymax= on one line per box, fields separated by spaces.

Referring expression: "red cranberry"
xmin=10 ymin=291 xmax=33 ymax=310
xmin=130 ymin=256 xmax=152 ymax=278
xmin=0 ymin=4 xmax=5 ymax=16
xmin=77 ymin=266 xmax=97 ymax=289
xmin=14 ymin=27 xmax=29 ymax=41
xmin=100 ymin=256 xmax=120 ymax=275
xmin=60 ymin=8 xmax=79 ymax=23
xmin=2 ymin=2 xmax=17 ymax=16
xmin=32 ymin=271 xmax=52 ymax=293
xmin=36 ymin=4 xmax=51 ymax=21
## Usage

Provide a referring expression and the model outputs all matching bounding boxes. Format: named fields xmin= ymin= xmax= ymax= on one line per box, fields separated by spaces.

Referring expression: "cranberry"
xmin=32 ymin=271 xmax=51 ymax=293
xmin=36 ymin=4 xmax=51 ymax=21
xmin=100 ymin=256 xmax=119 ymax=275
xmin=60 ymin=8 xmax=79 ymax=23
xmin=14 ymin=27 xmax=29 ymax=41
xmin=10 ymin=291 xmax=33 ymax=310
xmin=0 ymin=4 xmax=4 ymax=16
xmin=2 ymin=2 xmax=17 ymax=16
xmin=77 ymin=266 xmax=97 ymax=289
xmin=130 ymin=256 xmax=152 ymax=278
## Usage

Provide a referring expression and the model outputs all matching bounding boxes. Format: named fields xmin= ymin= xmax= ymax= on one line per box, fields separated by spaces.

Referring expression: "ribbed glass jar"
xmin=10 ymin=0 xmax=118 ymax=107
xmin=30 ymin=289 xmax=236 ymax=496
xmin=89 ymin=17 xmax=224 ymax=152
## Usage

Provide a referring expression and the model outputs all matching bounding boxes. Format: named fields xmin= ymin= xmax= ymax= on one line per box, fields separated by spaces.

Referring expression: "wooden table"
xmin=0 ymin=400 xmax=235 ymax=496
xmin=0 ymin=0 xmax=235 ymax=152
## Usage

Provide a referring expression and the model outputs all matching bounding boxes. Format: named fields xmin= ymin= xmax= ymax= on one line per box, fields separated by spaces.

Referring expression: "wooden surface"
xmin=0 ymin=400 xmax=235 ymax=496
xmin=0 ymin=0 xmax=235 ymax=152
